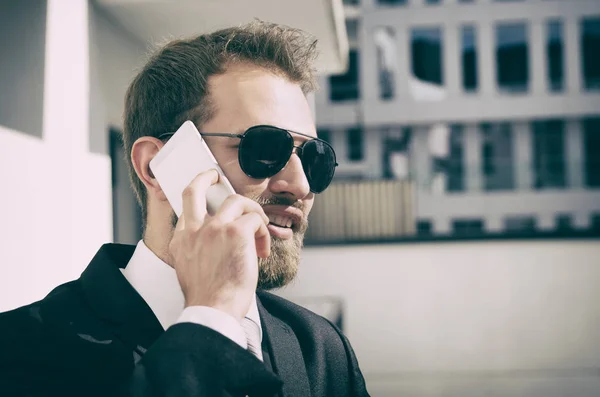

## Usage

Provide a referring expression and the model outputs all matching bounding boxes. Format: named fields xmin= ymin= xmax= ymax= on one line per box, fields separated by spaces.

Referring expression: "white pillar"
xmin=566 ymin=119 xmax=584 ymax=189
xmin=43 ymin=0 xmax=113 ymax=274
xmin=478 ymin=22 xmax=495 ymax=97
xmin=394 ymin=25 xmax=411 ymax=104
xmin=443 ymin=21 xmax=461 ymax=98
xmin=464 ymin=124 xmax=482 ymax=192
xmin=365 ymin=129 xmax=383 ymax=179
xmin=564 ymin=16 xmax=582 ymax=93
xmin=434 ymin=217 xmax=451 ymax=235
xmin=361 ymin=20 xmax=379 ymax=103
xmin=334 ymin=127 xmax=349 ymax=165
xmin=411 ymin=126 xmax=432 ymax=191
xmin=530 ymin=19 xmax=546 ymax=95
xmin=513 ymin=121 xmax=533 ymax=191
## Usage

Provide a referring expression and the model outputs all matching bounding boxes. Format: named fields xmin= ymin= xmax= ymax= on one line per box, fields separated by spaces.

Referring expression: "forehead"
xmin=203 ymin=63 xmax=316 ymax=138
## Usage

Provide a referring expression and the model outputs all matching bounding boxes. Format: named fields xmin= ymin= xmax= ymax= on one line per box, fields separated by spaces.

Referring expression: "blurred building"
xmin=312 ymin=0 xmax=600 ymax=239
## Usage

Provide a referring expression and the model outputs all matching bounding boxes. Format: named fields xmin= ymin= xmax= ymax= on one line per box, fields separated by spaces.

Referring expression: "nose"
xmin=267 ymin=151 xmax=311 ymax=200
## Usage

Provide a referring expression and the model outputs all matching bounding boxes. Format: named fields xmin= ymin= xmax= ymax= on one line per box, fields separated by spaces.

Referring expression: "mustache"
xmin=253 ymin=195 xmax=306 ymax=213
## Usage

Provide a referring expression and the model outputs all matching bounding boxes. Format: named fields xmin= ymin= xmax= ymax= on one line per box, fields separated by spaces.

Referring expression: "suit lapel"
xmin=257 ymin=296 xmax=311 ymax=397
xmin=79 ymin=244 xmax=164 ymax=355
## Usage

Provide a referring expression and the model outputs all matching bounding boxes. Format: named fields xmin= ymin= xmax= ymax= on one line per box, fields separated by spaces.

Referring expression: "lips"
xmin=267 ymin=214 xmax=293 ymax=228
xmin=262 ymin=205 xmax=304 ymax=231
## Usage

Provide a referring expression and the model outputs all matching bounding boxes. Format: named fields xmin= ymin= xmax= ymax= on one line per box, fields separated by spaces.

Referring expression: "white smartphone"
xmin=149 ymin=120 xmax=236 ymax=218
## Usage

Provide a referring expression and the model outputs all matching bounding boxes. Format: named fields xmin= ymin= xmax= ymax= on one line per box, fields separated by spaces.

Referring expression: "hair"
xmin=122 ymin=20 xmax=318 ymax=228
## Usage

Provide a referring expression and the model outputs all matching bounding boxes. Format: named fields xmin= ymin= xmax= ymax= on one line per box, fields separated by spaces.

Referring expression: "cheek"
xmin=221 ymin=160 xmax=268 ymax=197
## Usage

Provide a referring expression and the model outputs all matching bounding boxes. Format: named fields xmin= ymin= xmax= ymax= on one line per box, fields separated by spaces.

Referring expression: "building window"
xmin=377 ymin=0 xmax=407 ymax=5
xmin=425 ymin=0 xmax=442 ymax=4
xmin=532 ymin=120 xmax=566 ymax=189
xmin=452 ymin=219 xmax=484 ymax=237
xmin=505 ymin=216 xmax=537 ymax=234
xmin=447 ymin=124 xmax=465 ymax=192
xmin=496 ymin=22 xmax=529 ymax=93
xmin=374 ymin=27 xmax=396 ymax=100
xmin=329 ymin=49 xmax=360 ymax=102
xmin=343 ymin=0 xmax=360 ymax=5
xmin=461 ymin=25 xmax=478 ymax=92
xmin=581 ymin=17 xmax=600 ymax=90
xmin=347 ymin=127 xmax=364 ymax=161
xmin=481 ymin=123 xmax=515 ymax=191
xmin=591 ymin=213 xmax=600 ymax=233
xmin=411 ymin=27 xmax=444 ymax=85
xmin=383 ymin=127 xmax=411 ymax=179
xmin=346 ymin=19 xmax=359 ymax=46
xmin=318 ymin=129 xmax=332 ymax=145
xmin=583 ymin=117 xmax=600 ymax=187
xmin=417 ymin=219 xmax=433 ymax=236
xmin=546 ymin=20 xmax=564 ymax=92
xmin=555 ymin=214 xmax=573 ymax=232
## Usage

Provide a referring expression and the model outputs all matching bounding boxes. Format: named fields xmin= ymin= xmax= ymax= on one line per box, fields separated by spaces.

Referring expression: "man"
xmin=0 ymin=21 xmax=369 ymax=397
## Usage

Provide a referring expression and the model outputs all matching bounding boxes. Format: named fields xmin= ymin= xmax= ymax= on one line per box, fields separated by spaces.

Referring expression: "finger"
xmin=235 ymin=213 xmax=271 ymax=259
xmin=182 ymin=169 xmax=220 ymax=227
xmin=215 ymin=195 xmax=269 ymax=225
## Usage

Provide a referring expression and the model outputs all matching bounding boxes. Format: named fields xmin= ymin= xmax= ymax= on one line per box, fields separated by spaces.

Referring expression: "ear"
xmin=131 ymin=137 xmax=168 ymax=202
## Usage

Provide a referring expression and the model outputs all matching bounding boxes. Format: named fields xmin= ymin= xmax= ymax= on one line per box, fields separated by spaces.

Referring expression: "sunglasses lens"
xmin=301 ymin=140 xmax=337 ymax=193
xmin=239 ymin=126 xmax=293 ymax=178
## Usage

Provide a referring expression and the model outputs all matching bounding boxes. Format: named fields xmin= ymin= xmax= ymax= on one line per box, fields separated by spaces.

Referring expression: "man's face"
xmin=195 ymin=63 xmax=316 ymax=290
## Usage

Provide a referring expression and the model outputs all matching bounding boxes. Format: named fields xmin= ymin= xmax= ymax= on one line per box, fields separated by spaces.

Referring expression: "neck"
xmin=142 ymin=220 xmax=174 ymax=268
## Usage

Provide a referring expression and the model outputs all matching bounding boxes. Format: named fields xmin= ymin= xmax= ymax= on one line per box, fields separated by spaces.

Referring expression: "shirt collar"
xmin=120 ymin=240 xmax=262 ymax=341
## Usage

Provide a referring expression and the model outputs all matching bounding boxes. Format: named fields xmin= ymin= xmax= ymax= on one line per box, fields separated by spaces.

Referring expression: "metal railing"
xmin=305 ymin=180 xmax=415 ymax=244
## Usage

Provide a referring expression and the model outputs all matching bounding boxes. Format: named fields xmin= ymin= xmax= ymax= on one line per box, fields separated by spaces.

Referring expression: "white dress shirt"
xmin=119 ymin=240 xmax=263 ymax=351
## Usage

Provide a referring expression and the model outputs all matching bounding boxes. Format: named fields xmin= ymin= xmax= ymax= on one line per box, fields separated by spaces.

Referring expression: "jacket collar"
xmin=79 ymin=243 xmax=164 ymax=353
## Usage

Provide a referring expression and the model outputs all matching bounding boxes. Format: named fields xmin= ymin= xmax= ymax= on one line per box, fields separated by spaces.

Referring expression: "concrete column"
xmin=464 ymin=124 xmax=482 ymax=192
xmin=434 ymin=217 xmax=451 ymax=235
xmin=411 ymin=126 xmax=432 ymax=191
xmin=360 ymin=19 xmax=379 ymax=103
xmin=333 ymin=128 xmax=349 ymax=165
xmin=477 ymin=22 xmax=495 ymax=97
xmin=365 ymin=128 xmax=383 ymax=179
xmin=394 ymin=24 xmax=411 ymax=104
xmin=487 ymin=215 xmax=504 ymax=234
xmin=443 ymin=21 xmax=461 ymax=98
xmin=513 ymin=122 xmax=533 ymax=191
xmin=42 ymin=0 xmax=113 ymax=279
xmin=538 ymin=213 xmax=555 ymax=232
xmin=566 ymin=119 xmax=584 ymax=189
xmin=530 ymin=19 xmax=546 ymax=95
xmin=564 ymin=16 xmax=582 ymax=93
xmin=43 ymin=0 xmax=89 ymax=151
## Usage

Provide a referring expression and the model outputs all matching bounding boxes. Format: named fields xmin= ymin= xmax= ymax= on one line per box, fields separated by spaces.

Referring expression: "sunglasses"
xmin=158 ymin=125 xmax=338 ymax=194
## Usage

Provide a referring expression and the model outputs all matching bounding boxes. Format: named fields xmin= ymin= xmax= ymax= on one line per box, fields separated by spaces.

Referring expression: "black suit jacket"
xmin=0 ymin=244 xmax=369 ymax=397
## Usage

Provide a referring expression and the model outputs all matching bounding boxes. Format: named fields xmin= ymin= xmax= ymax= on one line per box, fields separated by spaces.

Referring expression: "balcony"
xmin=305 ymin=180 xmax=415 ymax=244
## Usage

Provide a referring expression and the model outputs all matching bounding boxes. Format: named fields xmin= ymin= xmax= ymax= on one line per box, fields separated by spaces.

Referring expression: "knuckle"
xmin=225 ymin=222 xmax=244 ymax=238
xmin=182 ymin=184 xmax=196 ymax=198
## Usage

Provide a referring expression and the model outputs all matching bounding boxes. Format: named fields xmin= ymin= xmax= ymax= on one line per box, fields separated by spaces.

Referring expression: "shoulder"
xmin=257 ymin=290 xmax=348 ymax=347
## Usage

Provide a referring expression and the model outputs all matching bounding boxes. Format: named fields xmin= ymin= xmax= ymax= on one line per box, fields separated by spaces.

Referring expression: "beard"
xmin=170 ymin=194 xmax=308 ymax=290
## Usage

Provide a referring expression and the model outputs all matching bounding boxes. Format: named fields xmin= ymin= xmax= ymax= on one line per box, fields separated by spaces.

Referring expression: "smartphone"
xmin=149 ymin=120 xmax=235 ymax=218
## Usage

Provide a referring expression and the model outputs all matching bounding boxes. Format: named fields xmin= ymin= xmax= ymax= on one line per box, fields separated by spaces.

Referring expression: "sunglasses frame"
xmin=157 ymin=125 xmax=338 ymax=193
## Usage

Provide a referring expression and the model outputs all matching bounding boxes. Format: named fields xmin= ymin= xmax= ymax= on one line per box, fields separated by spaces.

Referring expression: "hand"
xmin=169 ymin=170 xmax=271 ymax=321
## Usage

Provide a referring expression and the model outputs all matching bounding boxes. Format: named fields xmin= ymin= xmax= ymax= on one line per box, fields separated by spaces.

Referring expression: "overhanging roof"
xmin=94 ymin=0 xmax=349 ymax=75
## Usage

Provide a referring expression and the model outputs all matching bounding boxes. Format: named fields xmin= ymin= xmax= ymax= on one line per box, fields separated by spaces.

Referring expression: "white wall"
xmin=0 ymin=0 xmax=145 ymax=312
xmin=278 ymin=240 xmax=600 ymax=397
